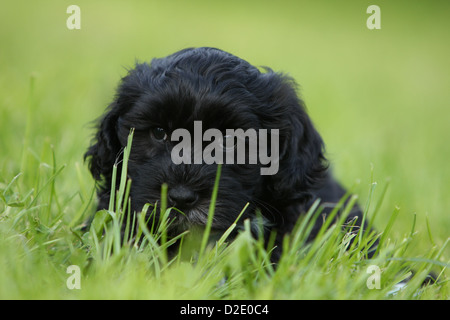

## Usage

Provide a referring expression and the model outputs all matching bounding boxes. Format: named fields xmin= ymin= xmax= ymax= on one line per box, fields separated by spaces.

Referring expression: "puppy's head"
xmin=85 ymin=47 xmax=327 ymax=235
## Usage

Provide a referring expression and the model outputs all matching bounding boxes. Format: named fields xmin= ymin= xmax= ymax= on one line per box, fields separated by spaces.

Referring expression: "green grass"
xmin=0 ymin=129 xmax=448 ymax=299
xmin=1 ymin=0 xmax=449 ymax=299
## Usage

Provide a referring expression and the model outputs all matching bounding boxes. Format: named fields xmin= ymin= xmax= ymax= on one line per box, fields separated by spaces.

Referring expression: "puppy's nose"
xmin=168 ymin=186 xmax=199 ymax=210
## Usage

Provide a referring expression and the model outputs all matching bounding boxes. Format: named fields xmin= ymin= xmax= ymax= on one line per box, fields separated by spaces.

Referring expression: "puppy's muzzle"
xmin=168 ymin=185 xmax=199 ymax=210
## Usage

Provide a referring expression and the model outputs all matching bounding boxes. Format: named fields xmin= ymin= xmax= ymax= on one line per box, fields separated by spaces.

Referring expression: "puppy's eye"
xmin=151 ymin=127 xmax=168 ymax=141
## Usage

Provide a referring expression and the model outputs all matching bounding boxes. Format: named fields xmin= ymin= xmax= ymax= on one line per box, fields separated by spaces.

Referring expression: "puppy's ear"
xmin=84 ymin=101 xmax=121 ymax=182
xmin=264 ymin=74 xmax=328 ymax=203
xmin=85 ymin=63 xmax=150 ymax=182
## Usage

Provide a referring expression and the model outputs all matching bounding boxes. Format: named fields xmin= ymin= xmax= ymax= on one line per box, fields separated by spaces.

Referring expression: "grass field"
xmin=0 ymin=1 xmax=449 ymax=300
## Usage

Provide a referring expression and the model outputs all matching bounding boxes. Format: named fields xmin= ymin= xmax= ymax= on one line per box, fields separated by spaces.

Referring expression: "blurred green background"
xmin=1 ymin=0 xmax=449 ymax=254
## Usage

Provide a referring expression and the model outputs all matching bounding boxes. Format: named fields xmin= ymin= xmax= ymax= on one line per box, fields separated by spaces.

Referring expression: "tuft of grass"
xmin=1 ymin=129 xmax=448 ymax=299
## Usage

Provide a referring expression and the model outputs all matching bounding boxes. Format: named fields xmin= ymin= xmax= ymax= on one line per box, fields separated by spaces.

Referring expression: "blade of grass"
xmin=375 ymin=205 xmax=401 ymax=256
xmin=158 ymin=183 xmax=169 ymax=266
xmin=199 ymin=164 xmax=222 ymax=258
xmin=116 ymin=128 xmax=134 ymax=213
xmin=216 ymin=202 xmax=249 ymax=248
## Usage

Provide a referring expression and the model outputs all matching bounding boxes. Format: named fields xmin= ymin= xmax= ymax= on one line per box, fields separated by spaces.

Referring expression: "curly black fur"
xmin=85 ymin=47 xmax=371 ymax=260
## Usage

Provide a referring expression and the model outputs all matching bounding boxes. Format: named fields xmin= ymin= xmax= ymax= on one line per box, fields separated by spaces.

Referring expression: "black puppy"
xmin=85 ymin=47 xmax=371 ymax=260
